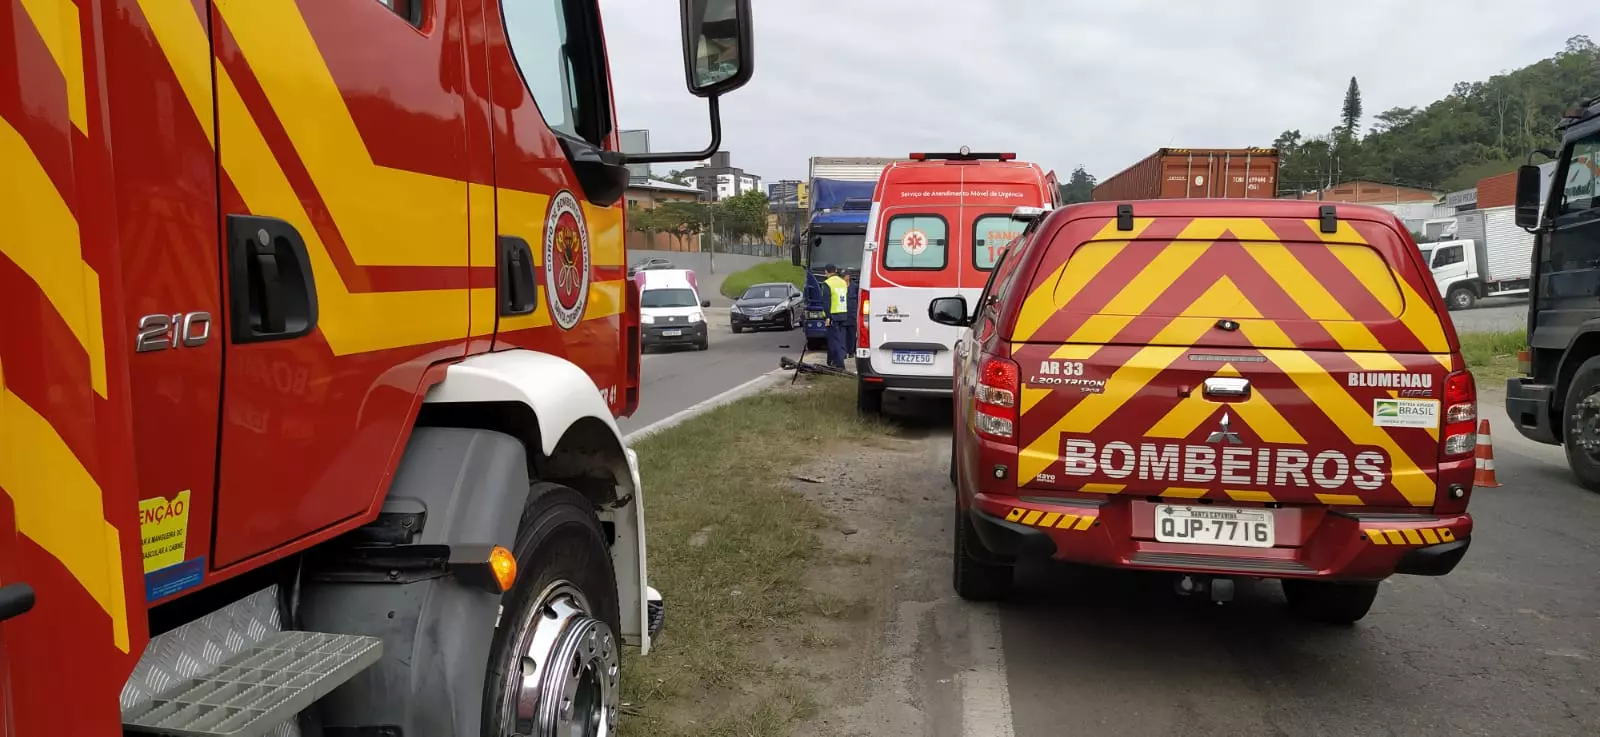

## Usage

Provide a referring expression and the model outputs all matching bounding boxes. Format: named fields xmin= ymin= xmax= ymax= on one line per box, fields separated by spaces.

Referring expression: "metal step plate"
xmin=123 ymin=631 xmax=382 ymax=737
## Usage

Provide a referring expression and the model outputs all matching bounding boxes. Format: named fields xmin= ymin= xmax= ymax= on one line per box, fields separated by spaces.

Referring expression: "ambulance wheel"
xmin=1446 ymin=286 xmax=1476 ymax=311
xmin=857 ymin=381 xmax=884 ymax=416
xmin=1281 ymin=579 xmax=1379 ymax=625
xmin=483 ymin=483 xmax=622 ymax=737
xmin=953 ymin=504 xmax=1012 ymax=601
xmin=1560 ymin=355 xmax=1600 ymax=492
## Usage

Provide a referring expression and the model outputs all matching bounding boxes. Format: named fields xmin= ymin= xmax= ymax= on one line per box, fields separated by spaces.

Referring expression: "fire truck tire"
xmin=1561 ymin=355 xmax=1600 ymax=492
xmin=1281 ymin=579 xmax=1379 ymax=624
xmin=952 ymin=505 xmax=1013 ymax=601
xmin=483 ymin=482 xmax=622 ymax=737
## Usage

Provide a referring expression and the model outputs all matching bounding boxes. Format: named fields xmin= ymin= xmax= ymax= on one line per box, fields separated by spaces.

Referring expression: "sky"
xmin=599 ymin=0 xmax=1593 ymax=186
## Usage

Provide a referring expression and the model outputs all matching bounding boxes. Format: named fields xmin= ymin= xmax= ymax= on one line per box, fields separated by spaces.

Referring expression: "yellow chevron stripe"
xmin=0 ymin=358 xmax=129 ymax=653
xmin=1019 ymin=385 xmax=1051 ymax=415
xmin=1243 ymin=241 xmax=1389 ymax=351
xmin=1225 ymin=490 xmax=1275 ymax=503
xmin=1012 ymin=218 xmax=1154 ymax=342
xmin=1265 ymin=350 xmax=1435 ymax=506
xmin=1017 ymin=346 xmax=1186 ymax=483
xmin=1367 ymin=529 xmax=1389 ymax=544
xmin=135 ymin=0 xmax=215 ymax=145
xmin=1305 ymin=220 xmax=1448 ymax=356
xmin=0 ymin=118 xmax=107 ymax=398
xmin=1068 ymin=239 xmax=1214 ymax=343
xmin=1145 ymin=362 xmax=1306 ymax=445
xmin=215 ymin=0 xmax=467 ymax=267
xmin=18 ymin=0 xmax=86 ymax=134
xmin=1162 ymin=487 xmax=1209 ymax=499
xmin=1316 ymin=493 xmax=1364 ymax=506
xmin=1079 ymin=483 xmax=1125 ymax=494
xmin=1419 ymin=527 xmax=1441 ymax=545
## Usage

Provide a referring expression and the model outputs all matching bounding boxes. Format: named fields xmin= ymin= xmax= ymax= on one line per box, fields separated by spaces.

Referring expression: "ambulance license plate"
xmin=891 ymin=351 xmax=934 ymax=365
xmin=661 ymin=329 xmax=682 ymax=337
xmin=1154 ymin=504 xmax=1274 ymax=548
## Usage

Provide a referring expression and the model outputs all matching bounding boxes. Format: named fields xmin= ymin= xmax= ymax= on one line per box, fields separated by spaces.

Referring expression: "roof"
xmin=627 ymin=177 xmax=703 ymax=195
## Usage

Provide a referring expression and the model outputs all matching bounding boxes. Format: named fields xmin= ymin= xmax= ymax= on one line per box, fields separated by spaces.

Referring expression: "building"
xmin=624 ymin=177 xmax=705 ymax=252
xmin=680 ymin=151 xmax=761 ymax=201
xmin=1294 ymin=179 xmax=1440 ymax=204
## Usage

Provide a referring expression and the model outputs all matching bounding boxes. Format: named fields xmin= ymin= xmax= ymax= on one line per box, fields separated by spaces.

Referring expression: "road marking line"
xmin=959 ymin=604 xmax=1015 ymax=737
xmin=622 ymin=370 xmax=785 ymax=443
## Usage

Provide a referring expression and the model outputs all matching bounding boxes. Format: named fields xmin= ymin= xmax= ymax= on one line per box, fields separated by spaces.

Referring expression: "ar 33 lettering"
xmin=1035 ymin=360 xmax=1084 ymax=377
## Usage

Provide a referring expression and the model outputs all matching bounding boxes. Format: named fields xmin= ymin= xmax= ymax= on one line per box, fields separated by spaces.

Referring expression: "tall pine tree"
xmin=1341 ymin=77 xmax=1363 ymax=137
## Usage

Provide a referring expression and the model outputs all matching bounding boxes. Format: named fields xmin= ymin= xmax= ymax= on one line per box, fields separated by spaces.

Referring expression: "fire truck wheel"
xmin=952 ymin=504 xmax=1013 ymax=601
xmin=1281 ymin=579 xmax=1379 ymax=625
xmin=483 ymin=482 xmax=622 ymax=737
xmin=1561 ymin=355 xmax=1600 ymax=492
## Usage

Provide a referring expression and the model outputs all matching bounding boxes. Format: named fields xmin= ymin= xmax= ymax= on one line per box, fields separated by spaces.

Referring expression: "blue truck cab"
xmin=801 ymin=179 xmax=874 ymax=349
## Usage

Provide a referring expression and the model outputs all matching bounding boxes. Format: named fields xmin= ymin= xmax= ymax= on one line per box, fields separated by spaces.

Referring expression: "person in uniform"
xmin=822 ymin=264 xmax=850 ymax=369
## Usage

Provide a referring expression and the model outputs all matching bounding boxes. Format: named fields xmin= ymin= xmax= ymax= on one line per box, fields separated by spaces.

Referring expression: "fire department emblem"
xmin=544 ymin=190 xmax=591 ymax=330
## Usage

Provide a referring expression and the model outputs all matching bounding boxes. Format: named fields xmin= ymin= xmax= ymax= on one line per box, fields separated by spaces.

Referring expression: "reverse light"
xmin=1517 ymin=348 xmax=1531 ymax=375
xmin=1442 ymin=371 xmax=1477 ymax=457
xmin=974 ymin=356 xmax=1020 ymax=441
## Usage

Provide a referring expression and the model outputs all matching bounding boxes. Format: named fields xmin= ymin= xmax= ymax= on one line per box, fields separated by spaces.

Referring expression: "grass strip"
xmin=1459 ymin=329 xmax=1525 ymax=387
xmin=720 ymin=261 xmax=806 ymax=299
xmin=619 ymin=376 xmax=888 ymax=737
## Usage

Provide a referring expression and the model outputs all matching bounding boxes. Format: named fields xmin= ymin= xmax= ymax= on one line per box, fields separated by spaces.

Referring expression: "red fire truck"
xmin=0 ymin=0 xmax=753 ymax=735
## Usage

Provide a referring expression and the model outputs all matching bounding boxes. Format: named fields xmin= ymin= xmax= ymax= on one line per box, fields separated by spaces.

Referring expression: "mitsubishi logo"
xmin=1206 ymin=412 xmax=1242 ymax=445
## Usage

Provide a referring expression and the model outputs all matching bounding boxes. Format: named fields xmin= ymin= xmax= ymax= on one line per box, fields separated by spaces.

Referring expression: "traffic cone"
xmin=1473 ymin=419 xmax=1501 ymax=488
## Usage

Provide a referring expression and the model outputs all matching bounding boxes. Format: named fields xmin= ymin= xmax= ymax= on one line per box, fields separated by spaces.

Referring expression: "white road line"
xmin=959 ymin=604 xmax=1015 ymax=737
xmin=622 ymin=370 xmax=785 ymax=443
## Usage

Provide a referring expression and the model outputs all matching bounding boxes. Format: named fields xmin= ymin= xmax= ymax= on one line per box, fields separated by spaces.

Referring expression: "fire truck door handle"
xmin=0 ymin=583 xmax=35 ymax=623
xmin=227 ymin=214 xmax=320 ymax=344
xmin=498 ymin=235 xmax=538 ymax=316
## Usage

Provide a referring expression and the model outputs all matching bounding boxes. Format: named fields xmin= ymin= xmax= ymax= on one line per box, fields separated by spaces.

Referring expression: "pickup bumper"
xmin=1505 ymin=378 xmax=1559 ymax=445
xmin=965 ymin=494 xmax=1473 ymax=581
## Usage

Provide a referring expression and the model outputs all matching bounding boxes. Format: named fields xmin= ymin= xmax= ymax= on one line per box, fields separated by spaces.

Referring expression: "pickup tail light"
xmin=974 ymin=356 xmax=1019 ymax=442
xmin=1517 ymin=348 xmax=1531 ymax=375
xmin=1442 ymin=370 xmax=1476 ymax=457
xmin=857 ymin=288 xmax=871 ymax=350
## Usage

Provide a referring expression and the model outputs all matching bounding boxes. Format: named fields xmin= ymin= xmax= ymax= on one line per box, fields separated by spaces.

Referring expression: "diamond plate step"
xmin=122 ymin=631 xmax=382 ymax=737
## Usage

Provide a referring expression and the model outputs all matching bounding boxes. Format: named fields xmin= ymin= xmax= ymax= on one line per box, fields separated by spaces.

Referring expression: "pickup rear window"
xmin=1053 ymin=239 xmax=1404 ymax=321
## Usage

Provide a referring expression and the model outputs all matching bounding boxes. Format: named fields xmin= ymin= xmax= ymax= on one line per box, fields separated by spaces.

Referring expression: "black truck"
xmin=1505 ymin=94 xmax=1600 ymax=488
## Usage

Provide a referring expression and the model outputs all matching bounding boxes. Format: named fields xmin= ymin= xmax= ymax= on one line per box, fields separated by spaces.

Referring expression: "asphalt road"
xmin=869 ymin=390 xmax=1599 ymax=737
xmin=616 ymin=308 xmax=805 ymax=436
xmin=1447 ymin=297 xmax=1528 ymax=334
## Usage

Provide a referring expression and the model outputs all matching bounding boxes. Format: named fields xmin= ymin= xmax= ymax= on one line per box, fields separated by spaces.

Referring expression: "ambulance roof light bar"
xmin=909 ymin=145 xmax=1017 ymax=162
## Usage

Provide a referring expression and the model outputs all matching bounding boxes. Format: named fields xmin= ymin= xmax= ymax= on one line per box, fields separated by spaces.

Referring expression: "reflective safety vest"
xmin=825 ymin=275 xmax=849 ymax=315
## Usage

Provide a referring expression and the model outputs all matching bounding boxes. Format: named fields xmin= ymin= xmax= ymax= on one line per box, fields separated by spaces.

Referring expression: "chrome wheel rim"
xmin=500 ymin=581 xmax=620 ymax=737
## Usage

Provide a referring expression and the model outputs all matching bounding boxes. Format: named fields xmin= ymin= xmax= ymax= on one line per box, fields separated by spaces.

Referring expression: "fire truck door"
xmin=207 ymin=0 xmax=473 ymax=566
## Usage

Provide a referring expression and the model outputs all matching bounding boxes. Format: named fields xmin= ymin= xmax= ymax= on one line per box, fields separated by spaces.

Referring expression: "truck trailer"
xmin=1093 ymin=147 xmax=1280 ymax=201
xmin=798 ymin=157 xmax=902 ymax=349
xmin=0 ymin=0 xmax=755 ymax=735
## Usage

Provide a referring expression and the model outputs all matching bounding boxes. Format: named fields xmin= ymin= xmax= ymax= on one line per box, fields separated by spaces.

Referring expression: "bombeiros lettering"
xmin=1058 ymin=438 xmax=1388 ymax=492
xmin=1347 ymin=371 xmax=1432 ymax=389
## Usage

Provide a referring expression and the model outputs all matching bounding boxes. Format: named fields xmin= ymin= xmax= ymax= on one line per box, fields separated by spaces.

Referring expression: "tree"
xmin=1341 ymin=77 xmax=1363 ymax=137
xmin=714 ymin=190 xmax=770 ymax=244
xmin=626 ymin=203 xmax=662 ymax=242
xmin=652 ymin=200 xmax=708 ymax=250
xmin=1058 ymin=166 xmax=1097 ymax=204
xmin=659 ymin=170 xmax=691 ymax=185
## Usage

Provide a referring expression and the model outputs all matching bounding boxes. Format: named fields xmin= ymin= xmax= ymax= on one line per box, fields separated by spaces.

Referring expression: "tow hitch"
xmin=1174 ymin=574 xmax=1235 ymax=604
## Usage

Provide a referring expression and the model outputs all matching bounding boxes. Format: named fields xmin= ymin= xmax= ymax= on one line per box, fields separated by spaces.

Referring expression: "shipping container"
xmin=1092 ymin=148 xmax=1279 ymax=201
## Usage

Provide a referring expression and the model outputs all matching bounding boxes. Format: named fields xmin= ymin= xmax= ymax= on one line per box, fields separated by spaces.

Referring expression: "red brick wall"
xmin=1477 ymin=171 xmax=1517 ymax=209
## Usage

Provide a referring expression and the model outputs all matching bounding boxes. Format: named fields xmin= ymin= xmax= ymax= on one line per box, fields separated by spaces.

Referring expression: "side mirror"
xmin=701 ymin=299 xmax=712 ymax=308
xmin=928 ymin=296 xmax=970 ymax=327
xmin=1514 ymin=164 xmax=1542 ymax=230
xmin=625 ymin=0 xmax=754 ymax=165
xmin=683 ymin=0 xmax=754 ymax=98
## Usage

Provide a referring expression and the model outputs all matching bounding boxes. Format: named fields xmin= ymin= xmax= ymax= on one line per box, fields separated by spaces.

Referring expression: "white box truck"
xmin=1417 ymin=205 xmax=1533 ymax=310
